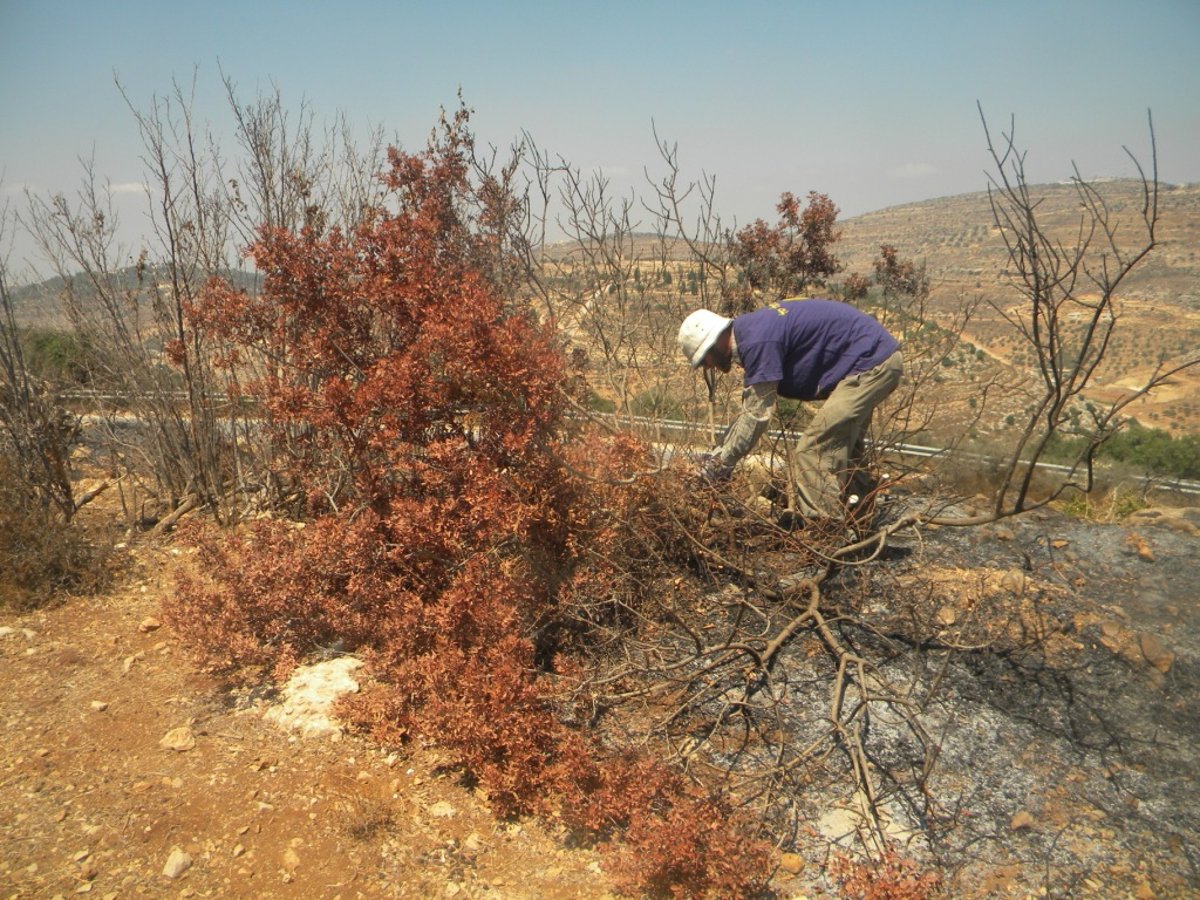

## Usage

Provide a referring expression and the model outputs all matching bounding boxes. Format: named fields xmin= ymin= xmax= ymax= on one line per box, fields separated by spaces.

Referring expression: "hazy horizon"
xmin=3 ymin=0 xmax=1198 ymax=275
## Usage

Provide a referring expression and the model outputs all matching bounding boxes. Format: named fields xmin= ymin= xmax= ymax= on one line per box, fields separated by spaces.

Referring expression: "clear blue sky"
xmin=2 ymin=0 xmax=1198 ymax=270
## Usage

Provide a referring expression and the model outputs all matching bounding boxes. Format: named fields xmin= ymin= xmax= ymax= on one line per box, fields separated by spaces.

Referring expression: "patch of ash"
xmin=832 ymin=506 xmax=1200 ymax=895
xmin=590 ymin=495 xmax=1198 ymax=894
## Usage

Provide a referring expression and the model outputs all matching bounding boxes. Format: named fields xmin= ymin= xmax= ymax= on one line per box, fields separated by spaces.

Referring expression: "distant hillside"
xmin=8 ymin=182 xmax=1197 ymax=430
xmin=837 ymin=179 xmax=1200 ymax=309
xmin=6 ymin=266 xmax=262 ymax=328
xmin=836 ymin=180 xmax=1200 ymax=433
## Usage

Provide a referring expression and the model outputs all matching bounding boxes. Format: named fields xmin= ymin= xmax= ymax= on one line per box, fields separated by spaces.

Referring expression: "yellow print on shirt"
xmin=767 ymin=300 xmax=789 ymax=316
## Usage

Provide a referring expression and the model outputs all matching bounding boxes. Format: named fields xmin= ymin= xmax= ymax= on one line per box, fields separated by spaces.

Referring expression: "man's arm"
xmin=713 ymin=381 xmax=778 ymax=468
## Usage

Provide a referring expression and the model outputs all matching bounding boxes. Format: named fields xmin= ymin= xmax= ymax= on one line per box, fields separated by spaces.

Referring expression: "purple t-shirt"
xmin=732 ymin=298 xmax=899 ymax=400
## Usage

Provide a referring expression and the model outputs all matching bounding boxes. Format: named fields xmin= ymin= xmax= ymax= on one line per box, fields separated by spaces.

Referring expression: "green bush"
xmin=1015 ymin=422 xmax=1200 ymax=483
xmin=1101 ymin=423 xmax=1200 ymax=480
xmin=589 ymin=391 xmax=616 ymax=414
xmin=20 ymin=328 xmax=91 ymax=386
xmin=631 ymin=388 xmax=682 ymax=420
xmin=1057 ymin=485 xmax=1147 ymax=522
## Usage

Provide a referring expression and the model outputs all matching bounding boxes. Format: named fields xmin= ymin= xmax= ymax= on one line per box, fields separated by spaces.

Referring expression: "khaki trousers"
xmin=787 ymin=351 xmax=903 ymax=518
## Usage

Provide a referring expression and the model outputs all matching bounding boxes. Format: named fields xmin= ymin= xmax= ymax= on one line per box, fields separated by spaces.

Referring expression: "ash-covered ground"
xmin=780 ymin=501 xmax=1199 ymax=896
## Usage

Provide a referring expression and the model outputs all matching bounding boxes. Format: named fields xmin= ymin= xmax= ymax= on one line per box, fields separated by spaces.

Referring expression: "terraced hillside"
xmin=837 ymin=181 xmax=1200 ymax=432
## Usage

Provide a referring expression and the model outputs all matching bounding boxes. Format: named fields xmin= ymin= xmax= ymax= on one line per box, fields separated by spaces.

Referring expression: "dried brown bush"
xmin=0 ymin=453 xmax=108 ymax=610
xmin=827 ymin=848 xmax=942 ymax=900
xmin=162 ymin=105 xmax=770 ymax=896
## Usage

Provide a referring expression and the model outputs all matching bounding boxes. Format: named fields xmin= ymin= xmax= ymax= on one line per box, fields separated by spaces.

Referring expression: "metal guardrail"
xmin=53 ymin=389 xmax=1200 ymax=497
xmin=585 ymin=411 xmax=1200 ymax=498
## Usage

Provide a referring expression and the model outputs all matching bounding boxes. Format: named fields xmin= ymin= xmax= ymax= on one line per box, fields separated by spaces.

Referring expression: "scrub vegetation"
xmin=2 ymin=83 xmax=1196 ymax=896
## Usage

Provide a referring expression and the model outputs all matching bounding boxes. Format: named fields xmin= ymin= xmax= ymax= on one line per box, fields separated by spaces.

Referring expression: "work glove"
xmin=694 ymin=452 xmax=733 ymax=486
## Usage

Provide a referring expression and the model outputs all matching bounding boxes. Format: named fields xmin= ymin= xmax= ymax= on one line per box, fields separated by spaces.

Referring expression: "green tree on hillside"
xmin=1102 ymin=423 xmax=1200 ymax=480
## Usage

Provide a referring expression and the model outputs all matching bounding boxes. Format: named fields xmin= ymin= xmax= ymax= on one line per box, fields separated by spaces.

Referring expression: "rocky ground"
xmin=2 ymin=494 xmax=1197 ymax=899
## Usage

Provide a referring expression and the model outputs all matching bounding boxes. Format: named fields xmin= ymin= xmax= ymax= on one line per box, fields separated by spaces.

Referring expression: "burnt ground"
xmin=1 ymin=490 xmax=1197 ymax=898
xmin=607 ymin=490 xmax=1199 ymax=898
xmin=811 ymin=500 xmax=1200 ymax=897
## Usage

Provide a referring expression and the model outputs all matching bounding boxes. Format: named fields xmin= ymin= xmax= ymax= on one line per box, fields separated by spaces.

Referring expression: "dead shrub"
xmin=164 ymin=105 xmax=772 ymax=897
xmin=338 ymin=795 xmax=395 ymax=842
xmin=169 ymin=514 xmax=401 ymax=678
xmin=586 ymin=756 xmax=772 ymax=898
xmin=0 ymin=452 xmax=107 ymax=610
xmin=827 ymin=849 xmax=942 ymax=900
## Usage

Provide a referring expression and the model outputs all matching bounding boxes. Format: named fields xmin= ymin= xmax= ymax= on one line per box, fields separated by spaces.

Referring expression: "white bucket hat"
xmin=677 ymin=309 xmax=732 ymax=368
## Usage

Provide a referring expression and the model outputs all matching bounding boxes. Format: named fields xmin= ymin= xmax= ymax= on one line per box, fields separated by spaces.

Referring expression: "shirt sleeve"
xmin=715 ymin=380 xmax=778 ymax=467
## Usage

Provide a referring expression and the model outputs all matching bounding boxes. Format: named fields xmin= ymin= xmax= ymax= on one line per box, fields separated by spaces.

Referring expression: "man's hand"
xmin=695 ymin=453 xmax=733 ymax=486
